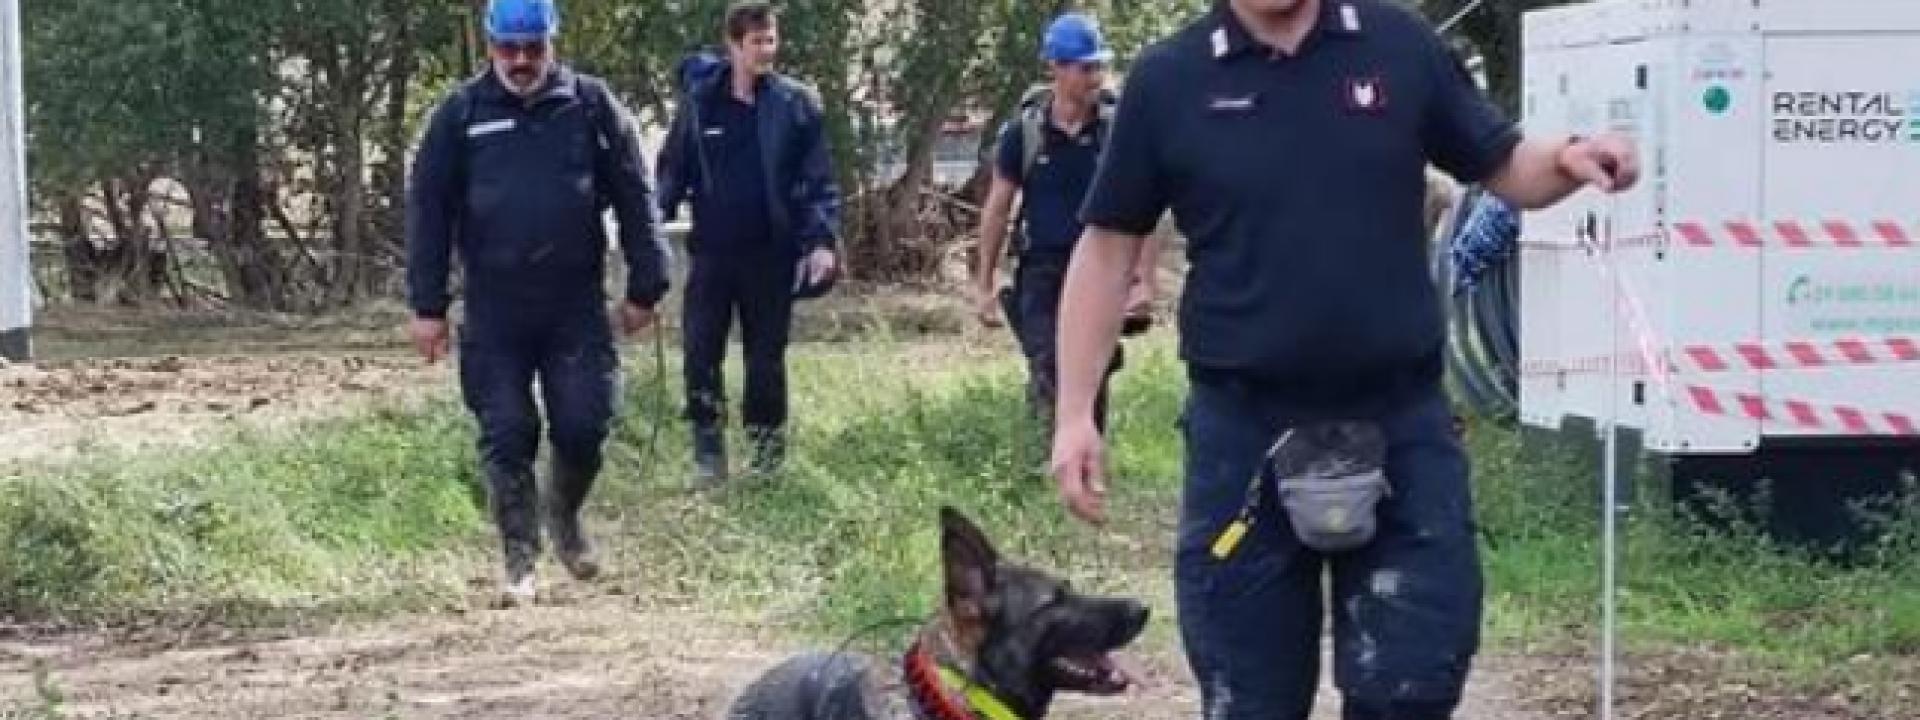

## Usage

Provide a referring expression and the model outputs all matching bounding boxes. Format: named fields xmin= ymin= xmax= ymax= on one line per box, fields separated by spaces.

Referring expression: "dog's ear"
xmin=940 ymin=507 xmax=999 ymax=623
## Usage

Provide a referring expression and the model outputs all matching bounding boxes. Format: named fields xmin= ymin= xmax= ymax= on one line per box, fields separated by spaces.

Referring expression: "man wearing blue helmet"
xmin=974 ymin=12 xmax=1161 ymax=439
xmin=658 ymin=1 xmax=842 ymax=488
xmin=406 ymin=0 xmax=672 ymax=606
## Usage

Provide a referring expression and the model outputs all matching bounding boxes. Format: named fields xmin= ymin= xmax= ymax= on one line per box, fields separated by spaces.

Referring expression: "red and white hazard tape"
xmin=1521 ymin=336 xmax=1920 ymax=377
xmin=1684 ymin=384 xmax=1917 ymax=436
xmin=1673 ymin=220 xmax=1916 ymax=249
xmin=1683 ymin=336 xmax=1920 ymax=372
xmin=1548 ymin=227 xmax=1916 ymax=436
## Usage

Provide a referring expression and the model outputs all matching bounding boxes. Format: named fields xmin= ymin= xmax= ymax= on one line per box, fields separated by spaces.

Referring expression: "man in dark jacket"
xmin=657 ymin=1 xmax=842 ymax=488
xmin=405 ymin=0 xmax=671 ymax=606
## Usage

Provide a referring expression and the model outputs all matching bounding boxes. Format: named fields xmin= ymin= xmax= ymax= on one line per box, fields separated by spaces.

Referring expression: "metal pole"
xmin=0 ymin=0 xmax=34 ymax=362
xmin=1600 ymin=203 xmax=1621 ymax=720
xmin=1437 ymin=0 xmax=1490 ymax=33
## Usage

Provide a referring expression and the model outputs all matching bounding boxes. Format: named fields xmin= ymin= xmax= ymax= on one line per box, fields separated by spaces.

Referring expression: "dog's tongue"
xmin=1104 ymin=652 xmax=1145 ymax=689
xmin=1080 ymin=652 xmax=1143 ymax=694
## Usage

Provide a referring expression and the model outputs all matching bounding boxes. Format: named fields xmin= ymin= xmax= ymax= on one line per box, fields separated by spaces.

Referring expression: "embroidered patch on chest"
xmin=1343 ymin=76 xmax=1388 ymax=115
xmin=467 ymin=119 xmax=517 ymax=137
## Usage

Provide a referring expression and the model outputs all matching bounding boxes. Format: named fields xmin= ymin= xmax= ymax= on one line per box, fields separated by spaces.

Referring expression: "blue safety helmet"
xmin=1041 ymin=12 xmax=1112 ymax=64
xmin=486 ymin=0 xmax=560 ymax=43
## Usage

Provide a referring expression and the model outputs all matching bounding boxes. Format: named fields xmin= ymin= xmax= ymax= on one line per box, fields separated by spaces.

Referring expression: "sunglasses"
xmin=491 ymin=40 xmax=549 ymax=59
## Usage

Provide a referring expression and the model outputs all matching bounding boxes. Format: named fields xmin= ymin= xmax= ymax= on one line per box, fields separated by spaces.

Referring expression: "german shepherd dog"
xmin=724 ymin=507 xmax=1151 ymax=719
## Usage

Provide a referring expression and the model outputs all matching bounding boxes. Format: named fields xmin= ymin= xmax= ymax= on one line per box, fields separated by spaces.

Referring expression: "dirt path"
xmin=0 ymin=579 xmax=1555 ymax=720
xmin=0 ymin=351 xmax=444 ymax=465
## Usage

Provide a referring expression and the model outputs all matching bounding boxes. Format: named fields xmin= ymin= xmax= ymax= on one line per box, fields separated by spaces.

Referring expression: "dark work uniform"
xmin=1077 ymin=2 xmax=1520 ymax=718
xmin=993 ymin=106 xmax=1124 ymax=433
xmin=405 ymin=66 xmax=671 ymax=568
xmin=658 ymin=69 xmax=839 ymax=441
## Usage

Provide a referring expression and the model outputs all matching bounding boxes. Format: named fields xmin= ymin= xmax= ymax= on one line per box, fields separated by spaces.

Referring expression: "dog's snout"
xmin=1105 ymin=599 xmax=1150 ymax=645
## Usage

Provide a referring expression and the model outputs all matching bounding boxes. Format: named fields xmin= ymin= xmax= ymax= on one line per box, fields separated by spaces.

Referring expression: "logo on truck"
xmin=1771 ymin=91 xmax=1912 ymax=144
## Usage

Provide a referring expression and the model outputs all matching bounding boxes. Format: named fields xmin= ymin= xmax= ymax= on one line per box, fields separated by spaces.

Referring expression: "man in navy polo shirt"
xmin=974 ymin=12 xmax=1161 ymax=437
xmin=1047 ymin=0 xmax=1639 ymax=717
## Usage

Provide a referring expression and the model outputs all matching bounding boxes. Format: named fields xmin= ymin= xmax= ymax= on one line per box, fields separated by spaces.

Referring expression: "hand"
xmin=974 ymin=284 xmax=1003 ymax=327
xmin=1050 ymin=416 xmax=1109 ymax=526
xmin=1558 ymin=133 xmax=1640 ymax=193
xmin=617 ymin=300 xmax=657 ymax=338
xmin=409 ymin=318 xmax=450 ymax=365
xmin=805 ymin=247 xmax=838 ymax=286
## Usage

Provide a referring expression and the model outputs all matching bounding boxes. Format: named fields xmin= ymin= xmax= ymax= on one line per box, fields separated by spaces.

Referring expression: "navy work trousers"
xmin=1174 ymin=374 xmax=1481 ymax=719
xmin=681 ymin=248 xmax=796 ymax=430
xmin=1009 ymin=253 xmax=1122 ymax=433
xmin=458 ymin=299 xmax=620 ymax=547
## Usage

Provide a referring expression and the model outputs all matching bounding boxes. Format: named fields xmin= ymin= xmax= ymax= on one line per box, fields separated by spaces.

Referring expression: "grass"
xmin=0 ymin=403 xmax=484 ymax=624
xmin=3 ymin=331 xmax=1917 ymax=708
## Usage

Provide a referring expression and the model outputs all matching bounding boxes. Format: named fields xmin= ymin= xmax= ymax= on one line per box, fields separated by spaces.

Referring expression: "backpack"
xmin=1004 ymin=84 xmax=1118 ymax=255
xmin=1012 ymin=84 xmax=1118 ymax=182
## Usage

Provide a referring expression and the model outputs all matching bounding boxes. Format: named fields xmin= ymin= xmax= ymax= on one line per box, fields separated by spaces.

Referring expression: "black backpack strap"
xmin=574 ymin=74 xmax=624 ymax=209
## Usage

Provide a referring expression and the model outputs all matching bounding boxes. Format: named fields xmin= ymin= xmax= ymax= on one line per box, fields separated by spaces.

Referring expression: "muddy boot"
xmin=746 ymin=425 xmax=786 ymax=477
xmin=487 ymin=466 xmax=541 ymax=607
xmin=546 ymin=457 xmax=601 ymax=582
xmin=691 ymin=424 xmax=728 ymax=490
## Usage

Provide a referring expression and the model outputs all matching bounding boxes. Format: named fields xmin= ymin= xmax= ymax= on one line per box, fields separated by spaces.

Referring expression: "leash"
xmin=607 ymin=324 xmax=672 ymax=478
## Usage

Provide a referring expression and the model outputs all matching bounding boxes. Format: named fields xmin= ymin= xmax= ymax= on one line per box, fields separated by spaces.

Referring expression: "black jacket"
xmin=405 ymin=65 xmax=672 ymax=318
xmin=656 ymin=63 xmax=841 ymax=255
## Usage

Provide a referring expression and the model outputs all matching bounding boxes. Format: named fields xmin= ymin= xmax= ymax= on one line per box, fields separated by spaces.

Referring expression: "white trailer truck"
xmin=1517 ymin=0 xmax=1920 ymax=550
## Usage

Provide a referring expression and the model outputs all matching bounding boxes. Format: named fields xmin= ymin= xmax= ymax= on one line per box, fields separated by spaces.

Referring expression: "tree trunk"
xmin=372 ymin=7 xmax=416 ymax=294
xmin=56 ymin=195 xmax=98 ymax=303
xmin=192 ymin=130 xmax=283 ymax=311
xmin=325 ymin=56 xmax=371 ymax=307
xmin=98 ymin=176 xmax=161 ymax=306
xmin=229 ymin=147 xmax=282 ymax=309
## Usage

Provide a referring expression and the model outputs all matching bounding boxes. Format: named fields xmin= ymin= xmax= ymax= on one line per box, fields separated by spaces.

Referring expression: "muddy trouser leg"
xmin=683 ymin=255 xmax=734 ymax=434
xmin=1017 ymin=256 xmax=1124 ymax=435
xmin=738 ymin=250 xmax=796 ymax=470
xmin=1332 ymin=387 xmax=1480 ymax=720
xmin=458 ymin=325 xmax=543 ymax=576
xmin=538 ymin=307 xmax=619 ymax=567
xmin=1174 ymin=377 xmax=1324 ymax=719
xmin=1015 ymin=257 xmax=1063 ymax=433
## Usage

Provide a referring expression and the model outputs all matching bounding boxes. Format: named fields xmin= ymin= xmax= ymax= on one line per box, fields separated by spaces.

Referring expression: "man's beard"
xmin=496 ymin=62 xmax=551 ymax=97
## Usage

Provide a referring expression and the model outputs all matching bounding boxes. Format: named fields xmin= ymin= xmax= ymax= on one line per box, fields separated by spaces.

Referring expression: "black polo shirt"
xmin=693 ymin=89 xmax=774 ymax=251
xmin=1080 ymin=0 xmax=1520 ymax=413
xmin=995 ymin=111 xmax=1105 ymax=257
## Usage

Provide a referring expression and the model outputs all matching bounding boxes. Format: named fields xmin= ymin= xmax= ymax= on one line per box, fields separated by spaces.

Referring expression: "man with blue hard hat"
xmin=1048 ymin=0 xmax=1640 ymax=716
xmin=406 ymin=0 xmax=672 ymax=607
xmin=658 ymin=2 xmax=842 ymax=489
xmin=975 ymin=11 xmax=1161 ymax=440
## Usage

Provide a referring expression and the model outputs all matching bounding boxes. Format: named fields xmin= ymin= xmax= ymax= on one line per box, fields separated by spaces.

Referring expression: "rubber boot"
xmin=746 ymin=424 xmax=786 ymax=477
xmin=486 ymin=465 xmax=540 ymax=607
xmin=546 ymin=456 xmax=601 ymax=581
xmin=692 ymin=424 xmax=727 ymax=490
